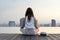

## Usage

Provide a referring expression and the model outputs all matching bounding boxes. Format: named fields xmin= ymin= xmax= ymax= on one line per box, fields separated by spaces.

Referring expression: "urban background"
xmin=0 ymin=17 xmax=60 ymax=27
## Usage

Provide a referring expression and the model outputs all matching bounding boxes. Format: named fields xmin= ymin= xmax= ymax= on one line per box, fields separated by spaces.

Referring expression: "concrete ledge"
xmin=0 ymin=27 xmax=60 ymax=34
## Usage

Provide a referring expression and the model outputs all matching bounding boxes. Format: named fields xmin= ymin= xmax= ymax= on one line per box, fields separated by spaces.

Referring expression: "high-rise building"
xmin=8 ymin=21 xmax=16 ymax=26
xmin=20 ymin=17 xmax=25 ymax=26
xmin=51 ymin=19 xmax=56 ymax=26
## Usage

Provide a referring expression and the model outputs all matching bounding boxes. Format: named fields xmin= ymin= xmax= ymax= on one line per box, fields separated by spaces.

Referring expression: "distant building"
xmin=51 ymin=19 xmax=56 ymax=26
xmin=40 ymin=24 xmax=50 ymax=27
xmin=57 ymin=23 xmax=60 ymax=27
xmin=43 ymin=24 xmax=50 ymax=27
xmin=59 ymin=24 xmax=60 ymax=27
xmin=8 ymin=21 xmax=16 ymax=26
xmin=40 ymin=24 xmax=43 ymax=27
xmin=20 ymin=17 xmax=25 ymax=26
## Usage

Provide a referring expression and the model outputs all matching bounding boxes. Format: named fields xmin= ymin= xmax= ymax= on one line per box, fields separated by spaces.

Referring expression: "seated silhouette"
xmin=20 ymin=7 xmax=39 ymax=35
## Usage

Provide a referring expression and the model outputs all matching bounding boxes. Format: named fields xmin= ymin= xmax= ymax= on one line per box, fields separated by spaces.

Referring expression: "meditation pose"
xmin=21 ymin=7 xmax=39 ymax=35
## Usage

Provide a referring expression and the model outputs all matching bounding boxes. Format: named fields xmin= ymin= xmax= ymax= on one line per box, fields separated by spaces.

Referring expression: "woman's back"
xmin=21 ymin=7 xmax=39 ymax=35
xmin=21 ymin=7 xmax=38 ymax=29
xmin=25 ymin=16 xmax=35 ymax=28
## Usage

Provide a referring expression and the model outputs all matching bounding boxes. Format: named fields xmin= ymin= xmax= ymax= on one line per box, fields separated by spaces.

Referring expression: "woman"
xmin=21 ymin=7 xmax=39 ymax=35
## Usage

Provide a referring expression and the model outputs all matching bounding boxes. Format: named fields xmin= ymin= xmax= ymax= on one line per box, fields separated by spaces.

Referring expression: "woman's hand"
xmin=35 ymin=27 xmax=39 ymax=32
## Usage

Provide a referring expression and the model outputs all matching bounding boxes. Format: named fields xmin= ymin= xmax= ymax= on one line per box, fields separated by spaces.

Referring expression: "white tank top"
xmin=25 ymin=16 xmax=35 ymax=28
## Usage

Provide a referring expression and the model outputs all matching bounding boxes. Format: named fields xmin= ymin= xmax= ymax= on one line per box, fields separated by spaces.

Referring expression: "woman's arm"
xmin=34 ymin=18 xmax=38 ymax=29
xmin=21 ymin=18 xmax=25 ymax=29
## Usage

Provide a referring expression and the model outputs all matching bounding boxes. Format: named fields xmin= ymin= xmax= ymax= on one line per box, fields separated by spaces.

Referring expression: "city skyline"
xmin=0 ymin=18 xmax=60 ymax=27
xmin=0 ymin=0 xmax=60 ymax=24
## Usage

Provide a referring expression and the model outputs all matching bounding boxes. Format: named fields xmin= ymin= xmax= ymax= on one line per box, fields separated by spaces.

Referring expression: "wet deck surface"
xmin=0 ymin=34 xmax=60 ymax=40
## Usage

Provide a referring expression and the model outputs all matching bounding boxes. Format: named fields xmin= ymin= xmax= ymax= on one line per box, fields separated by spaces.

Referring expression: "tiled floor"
xmin=0 ymin=34 xmax=60 ymax=40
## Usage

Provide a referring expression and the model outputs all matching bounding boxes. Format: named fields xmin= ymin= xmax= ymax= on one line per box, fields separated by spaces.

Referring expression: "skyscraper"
xmin=8 ymin=21 xmax=16 ymax=26
xmin=20 ymin=17 xmax=25 ymax=26
xmin=51 ymin=19 xmax=56 ymax=26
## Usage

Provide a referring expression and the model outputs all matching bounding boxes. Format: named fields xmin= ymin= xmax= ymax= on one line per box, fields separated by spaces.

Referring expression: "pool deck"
xmin=0 ymin=34 xmax=60 ymax=40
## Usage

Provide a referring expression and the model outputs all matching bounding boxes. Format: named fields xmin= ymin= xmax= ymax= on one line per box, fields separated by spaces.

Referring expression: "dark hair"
xmin=25 ymin=7 xmax=34 ymax=22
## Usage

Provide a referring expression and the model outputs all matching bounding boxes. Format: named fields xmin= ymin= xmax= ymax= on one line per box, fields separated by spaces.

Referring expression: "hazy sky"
xmin=0 ymin=0 xmax=60 ymax=24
